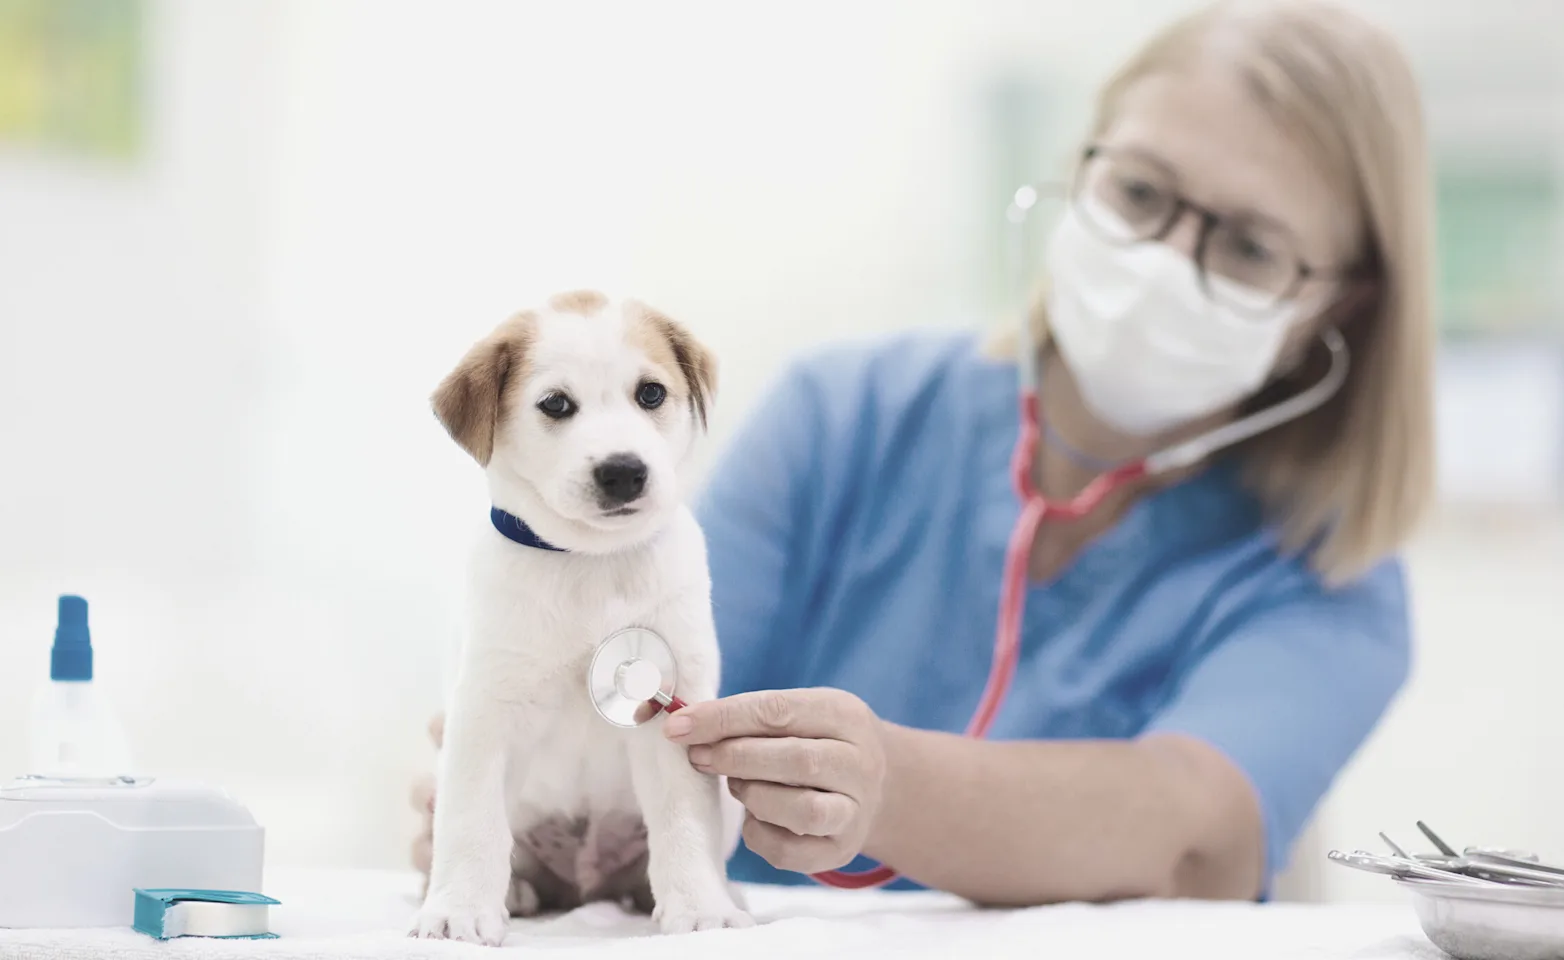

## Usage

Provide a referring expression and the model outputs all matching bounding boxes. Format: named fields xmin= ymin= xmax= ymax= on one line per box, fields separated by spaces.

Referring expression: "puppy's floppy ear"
xmin=431 ymin=316 xmax=532 ymax=465
xmin=650 ymin=312 xmax=718 ymax=430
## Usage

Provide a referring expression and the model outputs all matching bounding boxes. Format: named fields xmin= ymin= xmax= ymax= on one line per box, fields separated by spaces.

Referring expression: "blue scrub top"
xmin=695 ymin=330 xmax=1411 ymax=891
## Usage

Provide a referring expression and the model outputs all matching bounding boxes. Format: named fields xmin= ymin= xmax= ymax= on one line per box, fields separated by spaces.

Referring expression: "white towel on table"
xmin=0 ymin=867 xmax=1438 ymax=959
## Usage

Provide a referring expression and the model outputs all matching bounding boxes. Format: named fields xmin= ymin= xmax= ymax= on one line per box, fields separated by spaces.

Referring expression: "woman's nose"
xmin=1160 ymin=206 xmax=1204 ymax=261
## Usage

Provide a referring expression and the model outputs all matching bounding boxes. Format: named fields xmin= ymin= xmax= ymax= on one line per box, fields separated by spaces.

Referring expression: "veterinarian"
xmin=413 ymin=0 xmax=1434 ymax=905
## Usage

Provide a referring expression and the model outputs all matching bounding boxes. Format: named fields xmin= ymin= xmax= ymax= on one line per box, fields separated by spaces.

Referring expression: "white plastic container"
xmin=0 ymin=776 xmax=266 ymax=929
xmin=1 ymin=596 xmax=265 ymax=929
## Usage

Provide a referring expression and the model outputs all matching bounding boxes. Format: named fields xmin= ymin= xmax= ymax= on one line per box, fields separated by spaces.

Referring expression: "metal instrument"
xmin=1328 ymin=822 xmax=1564 ymax=960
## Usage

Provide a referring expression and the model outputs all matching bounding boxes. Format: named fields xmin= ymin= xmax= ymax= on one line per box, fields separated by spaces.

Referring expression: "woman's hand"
xmin=410 ymin=714 xmax=443 ymax=877
xmin=664 ymin=688 xmax=888 ymax=875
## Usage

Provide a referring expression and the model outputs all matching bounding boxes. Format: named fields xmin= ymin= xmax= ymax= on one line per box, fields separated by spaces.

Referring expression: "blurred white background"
xmin=1 ymin=0 xmax=1561 ymax=903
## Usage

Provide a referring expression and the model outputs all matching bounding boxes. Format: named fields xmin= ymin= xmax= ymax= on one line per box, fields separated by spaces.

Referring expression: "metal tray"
xmin=1397 ymin=877 xmax=1564 ymax=960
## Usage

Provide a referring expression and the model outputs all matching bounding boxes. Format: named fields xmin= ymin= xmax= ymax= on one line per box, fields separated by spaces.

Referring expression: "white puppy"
xmin=413 ymin=291 xmax=752 ymax=945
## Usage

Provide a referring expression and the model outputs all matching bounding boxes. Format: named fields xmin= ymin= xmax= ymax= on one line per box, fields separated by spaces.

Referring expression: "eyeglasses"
xmin=1070 ymin=144 xmax=1346 ymax=316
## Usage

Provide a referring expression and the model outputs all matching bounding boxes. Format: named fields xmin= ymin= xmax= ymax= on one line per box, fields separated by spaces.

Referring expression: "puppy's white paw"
xmin=410 ymin=899 xmax=509 ymax=945
xmin=654 ymin=898 xmax=755 ymax=934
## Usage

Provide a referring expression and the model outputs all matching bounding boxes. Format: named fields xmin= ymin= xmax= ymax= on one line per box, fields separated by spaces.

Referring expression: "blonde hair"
xmin=1006 ymin=0 xmax=1435 ymax=585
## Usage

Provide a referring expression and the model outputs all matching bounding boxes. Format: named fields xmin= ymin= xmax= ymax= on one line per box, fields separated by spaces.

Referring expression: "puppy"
xmin=412 ymin=292 xmax=752 ymax=944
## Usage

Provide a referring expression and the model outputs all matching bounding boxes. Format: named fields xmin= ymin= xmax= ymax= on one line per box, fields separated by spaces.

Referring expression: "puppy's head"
xmin=432 ymin=291 xmax=716 ymax=548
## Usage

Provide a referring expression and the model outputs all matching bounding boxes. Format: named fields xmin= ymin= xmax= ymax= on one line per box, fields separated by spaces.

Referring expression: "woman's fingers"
xmin=410 ymin=774 xmax=436 ymax=873
xmin=741 ymin=814 xmax=854 ymax=875
xmin=411 ymin=832 xmax=433 ymax=874
xmin=690 ymin=736 xmax=861 ymax=795
xmin=414 ymin=715 xmax=443 ymax=875
xmin=410 ymin=775 xmax=436 ymax=815
xmin=728 ymin=778 xmax=857 ymax=837
xmin=666 ymin=689 xmax=865 ymax=745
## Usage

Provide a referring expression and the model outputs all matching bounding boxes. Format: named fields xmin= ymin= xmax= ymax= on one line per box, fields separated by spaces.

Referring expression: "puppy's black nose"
xmin=593 ymin=454 xmax=648 ymax=505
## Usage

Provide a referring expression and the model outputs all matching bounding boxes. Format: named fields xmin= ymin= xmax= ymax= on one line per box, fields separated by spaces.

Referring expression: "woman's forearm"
xmin=862 ymin=723 xmax=1264 ymax=906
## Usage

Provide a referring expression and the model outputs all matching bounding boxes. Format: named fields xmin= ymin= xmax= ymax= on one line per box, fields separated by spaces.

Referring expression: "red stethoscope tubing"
xmin=810 ymin=390 xmax=1146 ymax=889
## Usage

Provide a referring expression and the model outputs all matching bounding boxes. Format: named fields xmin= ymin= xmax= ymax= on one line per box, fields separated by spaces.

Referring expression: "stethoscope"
xmin=588 ymin=627 xmax=689 ymax=727
xmin=586 ymin=183 xmax=1352 ymax=890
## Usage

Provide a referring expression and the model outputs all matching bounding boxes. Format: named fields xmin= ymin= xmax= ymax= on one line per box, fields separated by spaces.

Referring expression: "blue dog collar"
xmin=490 ymin=507 xmax=566 ymax=552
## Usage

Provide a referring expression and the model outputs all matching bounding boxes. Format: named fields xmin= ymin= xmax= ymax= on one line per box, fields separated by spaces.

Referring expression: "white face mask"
xmin=1045 ymin=199 xmax=1304 ymax=437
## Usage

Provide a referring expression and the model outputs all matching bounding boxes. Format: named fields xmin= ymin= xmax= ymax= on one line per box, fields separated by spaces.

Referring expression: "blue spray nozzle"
xmin=51 ymin=594 xmax=93 ymax=682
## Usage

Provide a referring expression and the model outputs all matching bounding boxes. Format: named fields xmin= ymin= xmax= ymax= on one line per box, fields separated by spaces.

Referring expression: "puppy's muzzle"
xmin=593 ymin=453 xmax=649 ymax=508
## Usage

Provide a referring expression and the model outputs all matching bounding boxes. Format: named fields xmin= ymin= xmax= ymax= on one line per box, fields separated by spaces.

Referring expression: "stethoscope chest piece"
xmin=588 ymin=626 xmax=680 ymax=728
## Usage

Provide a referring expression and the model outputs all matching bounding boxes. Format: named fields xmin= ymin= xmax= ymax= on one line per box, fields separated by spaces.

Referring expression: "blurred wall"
xmin=1 ymin=0 xmax=1561 ymax=892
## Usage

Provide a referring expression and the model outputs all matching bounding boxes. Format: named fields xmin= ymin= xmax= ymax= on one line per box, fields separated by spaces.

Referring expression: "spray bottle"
xmin=28 ymin=595 xmax=134 ymax=778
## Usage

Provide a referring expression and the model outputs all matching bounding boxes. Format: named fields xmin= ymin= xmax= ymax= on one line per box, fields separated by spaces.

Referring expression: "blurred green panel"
xmin=0 ymin=0 xmax=144 ymax=159
xmin=1435 ymin=165 xmax=1561 ymax=335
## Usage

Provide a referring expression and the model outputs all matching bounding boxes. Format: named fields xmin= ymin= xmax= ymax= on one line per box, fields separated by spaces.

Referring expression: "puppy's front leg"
xmin=629 ymin=592 xmax=753 ymax=933
xmin=628 ymin=724 xmax=754 ymax=933
xmin=412 ymin=682 xmax=516 ymax=945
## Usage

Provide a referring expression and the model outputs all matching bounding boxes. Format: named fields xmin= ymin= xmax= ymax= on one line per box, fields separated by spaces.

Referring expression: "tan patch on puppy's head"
xmin=623 ymin=300 xmax=717 ymax=429
xmin=548 ymin=289 xmax=610 ymax=316
xmin=431 ymin=312 xmax=536 ymax=465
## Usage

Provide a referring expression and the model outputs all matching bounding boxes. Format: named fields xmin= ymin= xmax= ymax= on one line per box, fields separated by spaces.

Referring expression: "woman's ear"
xmin=431 ymin=316 xmax=533 ymax=465
xmin=1275 ymin=275 xmax=1382 ymax=379
xmin=1323 ymin=273 xmax=1383 ymax=332
xmin=636 ymin=306 xmax=718 ymax=429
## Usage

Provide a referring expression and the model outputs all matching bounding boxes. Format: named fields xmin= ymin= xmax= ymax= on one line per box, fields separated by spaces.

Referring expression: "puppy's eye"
xmin=636 ymin=381 xmax=667 ymax=410
xmin=538 ymin=392 xmax=576 ymax=419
